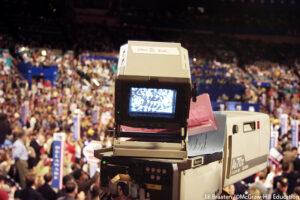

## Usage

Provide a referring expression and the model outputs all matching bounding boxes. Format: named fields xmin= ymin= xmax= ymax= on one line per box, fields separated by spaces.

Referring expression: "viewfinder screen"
xmin=129 ymin=87 xmax=177 ymax=117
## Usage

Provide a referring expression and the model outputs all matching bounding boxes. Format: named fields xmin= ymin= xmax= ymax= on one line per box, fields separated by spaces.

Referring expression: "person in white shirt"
xmin=12 ymin=132 xmax=29 ymax=188
xmin=249 ymin=172 xmax=269 ymax=199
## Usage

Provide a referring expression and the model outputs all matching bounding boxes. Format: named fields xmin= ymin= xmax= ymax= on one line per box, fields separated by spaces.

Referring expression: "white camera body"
xmin=95 ymin=41 xmax=271 ymax=200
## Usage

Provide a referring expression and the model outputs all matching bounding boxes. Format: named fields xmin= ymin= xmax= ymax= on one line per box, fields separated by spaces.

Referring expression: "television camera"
xmin=95 ymin=41 xmax=271 ymax=200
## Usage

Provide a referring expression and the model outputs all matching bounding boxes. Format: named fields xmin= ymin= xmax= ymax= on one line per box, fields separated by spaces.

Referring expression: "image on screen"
xmin=129 ymin=87 xmax=177 ymax=115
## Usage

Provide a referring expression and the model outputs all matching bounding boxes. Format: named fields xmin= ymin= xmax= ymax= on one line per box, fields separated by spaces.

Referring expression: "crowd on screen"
xmin=0 ymin=42 xmax=299 ymax=200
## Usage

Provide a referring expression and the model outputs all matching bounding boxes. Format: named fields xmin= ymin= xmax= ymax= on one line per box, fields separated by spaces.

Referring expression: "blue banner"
xmin=281 ymin=114 xmax=288 ymax=136
xmin=292 ymin=120 xmax=299 ymax=147
xmin=93 ymin=107 xmax=99 ymax=124
xmin=21 ymin=101 xmax=29 ymax=126
xmin=270 ymin=130 xmax=279 ymax=150
xmin=73 ymin=115 xmax=80 ymax=141
xmin=261 ymin=93 xmax=266 ymax=106
xmin=270 ymin=98 xmax=274 ymax=112
xmin=52 ymin=133 xmax=65 ymax=189
xmin=57 ymin=103 xmax=63 ymax=117
xmin=293 ymin=103 xmax=299 ymax=116
xmin=17 ymin=63 xmax=58 ymax=88
xmin=277 ymin=107 xmax=282 ymax=119
xmin=21 ymin=104 xmax=25 ymax=126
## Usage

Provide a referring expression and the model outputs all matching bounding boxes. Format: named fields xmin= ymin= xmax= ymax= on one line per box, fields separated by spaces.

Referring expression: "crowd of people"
xmin=0 ymin=35 xmax=299 ymax=200
xmin=191 ymin=60 xmax=241 ymax=85
xmin=0 ymin=46 xmax=117 ymax=199
xmin=190 ymin=58 xmax=300 ymax=105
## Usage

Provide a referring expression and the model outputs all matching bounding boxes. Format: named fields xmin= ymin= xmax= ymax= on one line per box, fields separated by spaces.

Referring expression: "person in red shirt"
xmin=44 ymin=80 xmax=51 ymax=88
xmin=65 ymin=134 xmax=76 ymax=163
xmin=0 ymin=174 xmax=9 ymax=200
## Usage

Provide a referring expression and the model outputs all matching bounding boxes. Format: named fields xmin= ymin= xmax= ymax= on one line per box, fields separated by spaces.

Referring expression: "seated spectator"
xmin=90 ymin=185 xmax=101 ymax=200
xmin=37 ymin=173 xmax=56 ymax=200
xmin=57 ymin=181 xmax=85 ymax=200
xmin=283 ymin=143 xmax=297 ymax=173
xmin=271 ymin=177 xmax=289 ymax=200
xmin=15 ymin=172 xmax=45 ymax=200
xmin=56 ymin=175 xmax=75 ymax=199
xmin=273 ymin=163 xmax=289 ymax=190
xmin=73 ymin=168 xmax=99 ymax=195
xmin=248 ymin=188 xmax=262 ymax=200
xmin=249 ymin=172 xmax=269 ymax=199
xmin=292 ymin=147 xmax=300 ymax=172
xmin=114 ymin=182 xmax=131 ymax=200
